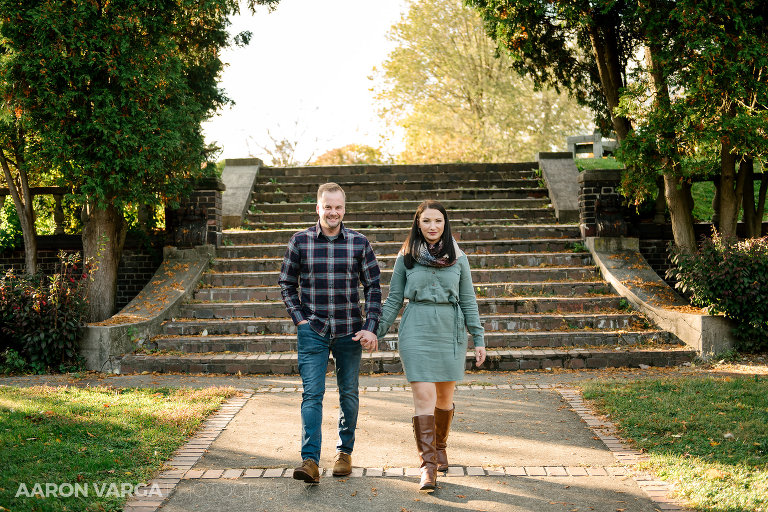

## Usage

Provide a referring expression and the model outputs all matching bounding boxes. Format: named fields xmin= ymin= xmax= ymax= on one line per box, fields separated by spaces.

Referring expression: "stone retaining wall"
xmin=0 ymin=234 xmax=163 ymax=311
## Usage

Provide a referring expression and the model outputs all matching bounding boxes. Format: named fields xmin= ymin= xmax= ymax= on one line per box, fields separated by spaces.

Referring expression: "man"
xmin=279 ymin=182 xmax=381 ymax=484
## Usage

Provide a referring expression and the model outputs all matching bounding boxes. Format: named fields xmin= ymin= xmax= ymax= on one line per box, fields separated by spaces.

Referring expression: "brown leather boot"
xmin=434 ymin=404 xmax=455 ymax=472
xmin=412 ymin=415 xmax=438 ymax=492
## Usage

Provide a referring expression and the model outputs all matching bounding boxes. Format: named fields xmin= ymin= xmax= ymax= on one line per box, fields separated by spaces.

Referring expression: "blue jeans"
xmin=297 ymin=323 xmax=362 ymax=464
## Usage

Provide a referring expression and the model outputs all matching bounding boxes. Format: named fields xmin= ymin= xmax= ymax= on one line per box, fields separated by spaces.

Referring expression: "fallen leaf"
xmin=705 ymin=469 xmax=727 ymax=480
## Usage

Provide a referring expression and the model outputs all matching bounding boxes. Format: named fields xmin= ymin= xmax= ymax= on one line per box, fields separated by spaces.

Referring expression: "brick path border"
xmin=122 ymin=385 xmax=693 ymax=512
xmin=123 ymin=392 xmax=252 ymax=512
xmin=177 ymin=464 xmax=630 ymax=479
xmin=248 ymin=383 xmax=558 ymax=393
xmin=556 ymin=388 xmax=693 ymax=512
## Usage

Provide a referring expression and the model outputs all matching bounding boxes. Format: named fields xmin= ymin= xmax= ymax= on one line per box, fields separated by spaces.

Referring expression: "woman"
xmin=377 ymin=200 xmax=486 ymax=492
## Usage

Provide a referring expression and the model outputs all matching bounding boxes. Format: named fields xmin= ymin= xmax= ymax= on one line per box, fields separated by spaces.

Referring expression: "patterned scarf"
xmin=414 ymin=238 xmax=459 ymax=268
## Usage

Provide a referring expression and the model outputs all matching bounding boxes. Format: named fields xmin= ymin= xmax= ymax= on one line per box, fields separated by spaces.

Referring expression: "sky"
xmin=202 ymin=0 xmax=409 ymax=164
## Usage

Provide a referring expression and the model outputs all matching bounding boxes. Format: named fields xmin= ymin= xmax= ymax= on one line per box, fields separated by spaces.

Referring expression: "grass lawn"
xmin=582 ymin=376 xmax=768 ymax=512
xmin=573 ymin=156 xmax=624 ymax=171
xmin=691 ymin=181 xmax=768 ymax=222
xmin=0 ymin=385 xmax=238 ymax=511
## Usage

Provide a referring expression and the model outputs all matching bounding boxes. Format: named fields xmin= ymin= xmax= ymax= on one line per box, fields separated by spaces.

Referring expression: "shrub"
xmin=0 ymin=251 xmax=90 ymax=372
xmin=667 ymin=230 xmax=768 ymax=351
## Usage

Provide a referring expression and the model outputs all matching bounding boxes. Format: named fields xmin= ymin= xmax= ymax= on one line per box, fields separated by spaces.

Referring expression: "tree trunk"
xmin=586 ymin=24 xmax=632 ymax=141
xmin=643 ymin=44 xmax=696 ymax=252
xmin=741 ymin=158 xmax=767 ymax=238
xmin=757 ymin=166 xmax=768 ymax=236
xmin=653 ymin=175 xmax=666 ymax=223
xmin=82 ymin=202 xmax=127 ymax=322
xmin=742 ymin=158 xmax=757 ymax=238
xmin=0 ymin=147 xmax=37 ymax=275
xmin=718 ymin=139 xmax=745 ymax=239
xmin=664 ymin=172 xmax=697 ymax=253
xmin=712 ymin=175 xmax=721 ymax=228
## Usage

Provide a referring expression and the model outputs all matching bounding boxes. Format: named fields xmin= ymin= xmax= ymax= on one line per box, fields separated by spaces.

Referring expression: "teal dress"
xmin=376 ymin=252 xmax=485 ymax=382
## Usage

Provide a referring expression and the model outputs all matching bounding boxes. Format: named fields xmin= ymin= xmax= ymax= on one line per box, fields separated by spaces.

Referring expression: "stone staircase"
xmin=120 ymin=163 xmax=695 ymax=374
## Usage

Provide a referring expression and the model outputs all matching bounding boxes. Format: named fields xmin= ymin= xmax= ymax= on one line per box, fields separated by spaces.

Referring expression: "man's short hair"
xmin=317 ymin=182 xmax=346 ymax=202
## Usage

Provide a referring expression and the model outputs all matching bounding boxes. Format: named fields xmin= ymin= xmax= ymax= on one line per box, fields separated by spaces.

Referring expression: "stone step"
xmin=192 ymin=281 xmax=613 ymax=302
xmin=149 ymin=330 xmax=675 ymax=353
xmin=256 ymin=178 xmax=540 ymax=195
xmin=256 ymin=162 xmax=539 ymax=178
xmin=215 ymin=239 xmax=584 ymax=259
xmin=211 ymin=252 xmax=594 ymax=273
xmin=244 ymin=217 xmax=555 ymax=230
xmin=256 ymin=169 xmax=538 ymax=184
xmin=222 ymin=225 xmax=581 ymax=244
xmin=252 ymin=187 xmax=548 ymax=203
xmin=249 ymin=198 xmax=551 ymax=213
xmin=177 ymin=296 xmax=626 ymax=319
xmin=201 ymin=266 xmax=600 ymax=287
xmin=161 ymin=312 xmax=646 ymax=336
xmin=120 ymin=346 xmax=695 ymax=375
xmin=245 ymin=208 xmax=555 ymax=224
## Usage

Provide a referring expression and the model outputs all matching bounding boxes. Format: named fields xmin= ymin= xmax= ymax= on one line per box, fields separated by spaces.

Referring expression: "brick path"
xmin=123 ymin=383 xmax=693 ymax=512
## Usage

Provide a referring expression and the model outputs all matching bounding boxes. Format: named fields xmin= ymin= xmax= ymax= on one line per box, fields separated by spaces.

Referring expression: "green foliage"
xmin=0 ymin=196 xmax=22 ymax=251
xmin=0 ymin=348 xmax=27 ymax=374
xmin=569 ymin=241 xmax=588 ymax=253
xmin=376 ymin=0 xmax=592 ymax=163
xmin=0 ymin=0 xmax=242 ymax=211
xmin=668 ymin=231 xmax=768 ymax=351
xmin=0 ymin=252 xmax=91 ymax=372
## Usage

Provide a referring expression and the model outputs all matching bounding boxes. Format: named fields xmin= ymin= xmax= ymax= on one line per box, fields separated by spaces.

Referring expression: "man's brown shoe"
xmin=332 ymin=452 xmax=352 ymax=476
xmin=293 ymin=459 xmax=320 ymax=483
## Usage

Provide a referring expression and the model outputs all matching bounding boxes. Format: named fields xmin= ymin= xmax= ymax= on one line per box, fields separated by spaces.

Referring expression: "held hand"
xmin=353 ymin=330 xmax=378 ymax=352
xmin=475 ymin=347 xmax=486 ymax=367
xmin=297 ymin=320 xmax=309 ymax=325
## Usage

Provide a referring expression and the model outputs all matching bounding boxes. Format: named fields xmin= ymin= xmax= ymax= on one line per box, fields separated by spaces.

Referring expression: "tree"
xmin=616 ymin=0 xmax=768 ymax=241
xmin=469 ymin=0 xmax=768 ymax=250
xmin=466 ymin=0 xmax=701 ymax=247
xmin=375 ymin=0 xmax=592 ymax=164
xmin=0 ymin=0 xmax=250 ymax=321
xmin=466 ymin=0 xmax=637 ymax=141
xmin=311 ymin=144 xmax=387 ymax=166
xmin=673 ymin=0 xmax=768 ymax=239
xmin=0 ymin=113 xmax=39 ymax=275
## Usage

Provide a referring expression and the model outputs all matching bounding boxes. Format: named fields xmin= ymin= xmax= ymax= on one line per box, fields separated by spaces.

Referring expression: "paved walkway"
xmin=3 ymin=367 xmax=730 ymax=511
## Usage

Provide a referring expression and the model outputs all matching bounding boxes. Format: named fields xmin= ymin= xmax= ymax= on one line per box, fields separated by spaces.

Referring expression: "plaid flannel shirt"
xmin=278 ymin=222 xmax=382 ymax=338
